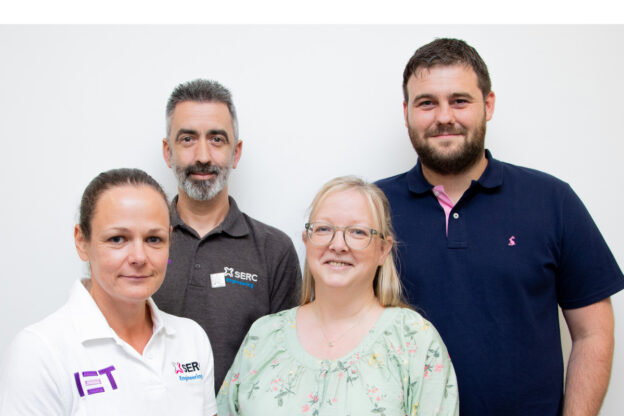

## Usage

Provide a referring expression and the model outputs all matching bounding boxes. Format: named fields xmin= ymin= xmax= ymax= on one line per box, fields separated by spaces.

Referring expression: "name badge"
xmin=210 ymin=272 xmax=226 ymax=288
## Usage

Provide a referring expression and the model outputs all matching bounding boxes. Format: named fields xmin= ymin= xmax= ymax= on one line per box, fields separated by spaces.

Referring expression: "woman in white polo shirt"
xmin=0 ymin=168 xmax=217 ymax=415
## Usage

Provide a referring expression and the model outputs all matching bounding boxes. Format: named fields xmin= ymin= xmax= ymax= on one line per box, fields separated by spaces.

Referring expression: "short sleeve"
xmin=268 ymin=236 xmax=302 ymax=314
xmin=396 ymin=311 xmax=459 ymax=416
xmin=0 ymin=329 xmax=72 ymax=415
xmin=557 ymin=185 xmax=624 ymax=309
xmin=197 ymin=323 xmax=218 ymax=415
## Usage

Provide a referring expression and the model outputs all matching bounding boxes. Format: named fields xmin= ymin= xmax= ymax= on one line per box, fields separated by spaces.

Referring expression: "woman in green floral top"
xmin=217 ymin=176 xmax=458 ymax=416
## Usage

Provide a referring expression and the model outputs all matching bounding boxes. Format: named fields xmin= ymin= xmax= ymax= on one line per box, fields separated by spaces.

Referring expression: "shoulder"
xmin=245 ymin=307 xmax=296 ymax=339
xmin=159 ymin=309 xmax=211 ymax=343
xmin=382 ymin=307 xmax=445 ymax=345
xmin=240 ymin=213 xmax=294 ymax=246
xmin=375 ymin=171 xmax=410 ymax=192
xmin=499 ymin=159 xmax=571 ymax=192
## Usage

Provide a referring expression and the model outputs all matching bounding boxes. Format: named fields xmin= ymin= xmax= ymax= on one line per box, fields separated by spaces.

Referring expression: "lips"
xmin=324 ymin=260 xmax=354 ymax=267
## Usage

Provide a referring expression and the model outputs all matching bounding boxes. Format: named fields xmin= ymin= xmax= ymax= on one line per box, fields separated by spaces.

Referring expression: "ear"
xmin=377 ymin=235 xmax=394 ymax=266
xmin=403 ymin=101 xmax=409 ymax=128
xmin=231 ymin=139 xmax=243 ymax=169
xmin=74 ymin=225 xmax=89 ymax=262
xmin=162 ymin=138 xmax=173 ymax=169
xmin=484 ymin=91 xmax=496 ymax=121
xmin=301 ymin=230 xmax=308 ymax=244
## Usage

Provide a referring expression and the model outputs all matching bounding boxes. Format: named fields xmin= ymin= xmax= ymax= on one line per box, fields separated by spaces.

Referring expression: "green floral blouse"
xmin=217 ymin=307 xmax=458 ymax=416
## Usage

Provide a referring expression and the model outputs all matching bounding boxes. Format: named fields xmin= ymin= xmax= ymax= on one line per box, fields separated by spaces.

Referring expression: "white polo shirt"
xmin=0 ymin=279 xmax=217 ymax=415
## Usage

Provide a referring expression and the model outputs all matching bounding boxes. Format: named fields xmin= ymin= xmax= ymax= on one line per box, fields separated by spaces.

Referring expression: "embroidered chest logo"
xmin=74 ymin=365 xmax=118 ymax=397
xmin=223 ymin=266 xmax=258 ymax=288
xmin=508 ymin=236 xmax=516 ymax=246
xmin=172 ymin=361 xmax=203 ymax=382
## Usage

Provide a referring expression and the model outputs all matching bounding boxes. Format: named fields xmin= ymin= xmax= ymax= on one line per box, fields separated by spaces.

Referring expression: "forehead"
xmin=314 ymin=189 xmax=377 ymax=224
xmin=170 ymin=101 xmax=234 ymax=132
xmin=406 ymin=64 xmax=480 ymax=98
xmin=92 ymin=185 xmax=169 ymax=227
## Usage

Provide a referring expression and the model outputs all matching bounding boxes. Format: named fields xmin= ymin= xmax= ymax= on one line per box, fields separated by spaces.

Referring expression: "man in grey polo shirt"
xmin=153 ymin=79 xmax=301 ymax=392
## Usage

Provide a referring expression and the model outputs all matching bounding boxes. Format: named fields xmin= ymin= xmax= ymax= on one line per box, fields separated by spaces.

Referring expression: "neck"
xmin=421 ymin=154 xmax=488 ymax=204
xmin=88 ymin=283 xmax=153 ymax=354
xmin=312 ymin=286 xmax=380 ymax=322
xmin=176 ymin=188 xmax=230 ymax=237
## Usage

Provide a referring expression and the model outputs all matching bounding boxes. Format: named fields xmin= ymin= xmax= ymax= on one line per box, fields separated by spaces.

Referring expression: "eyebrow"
xmin=411 ymin=92 xmax=476 ymax=104
xmin=175 ymin=128 xmax=230 ymax=142
xmin=105 ymin=227 xmax=168 ymax=234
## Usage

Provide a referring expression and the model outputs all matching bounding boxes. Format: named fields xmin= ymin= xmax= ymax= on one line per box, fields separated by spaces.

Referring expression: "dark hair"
xmin=402 ymin=38 xmax=491 ymax=102
xmin=79 ymin=168 xmax=169 ymax=241
xmin=165 ymin=79 xmax=238 ymax=139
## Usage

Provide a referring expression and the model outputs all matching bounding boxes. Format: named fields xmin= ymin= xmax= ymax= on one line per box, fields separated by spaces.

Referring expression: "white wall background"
xmin=0 ymin=25 xmax=622 ymax=413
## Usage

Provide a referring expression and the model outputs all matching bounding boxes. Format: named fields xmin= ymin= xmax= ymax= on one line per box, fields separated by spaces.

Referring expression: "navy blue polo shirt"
xmin=376 ymin=150 xmax=624 ymax=416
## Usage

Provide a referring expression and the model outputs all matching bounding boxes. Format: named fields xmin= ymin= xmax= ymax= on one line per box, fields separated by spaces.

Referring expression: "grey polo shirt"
xmin=153 ymin=196 xmax=302 ymax=392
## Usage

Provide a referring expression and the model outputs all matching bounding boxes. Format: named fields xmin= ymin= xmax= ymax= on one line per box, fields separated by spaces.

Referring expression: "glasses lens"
xmin=345 ymin=226 xmax=372 ymax=249
xmin=308 ymin=223 xmax=334 ymax=246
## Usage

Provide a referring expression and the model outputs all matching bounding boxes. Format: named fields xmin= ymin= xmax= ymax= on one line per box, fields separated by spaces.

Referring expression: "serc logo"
xmin=74 ymin=365 xmax=117 ymax=397
xmin=172 ymin=361 xmax=203 ymax=382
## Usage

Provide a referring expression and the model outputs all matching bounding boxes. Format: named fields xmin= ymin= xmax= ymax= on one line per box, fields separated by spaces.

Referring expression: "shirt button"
xmin=194 ymin=264 xmax=201 ymax=269
xmin=433 ymin=190 xmax=439 ymax=196
xmin=452 ymin=212 xmax=460 ymax=219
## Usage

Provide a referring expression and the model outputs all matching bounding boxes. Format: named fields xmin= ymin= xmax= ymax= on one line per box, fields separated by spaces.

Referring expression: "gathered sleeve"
xmin=389 ymin=310 xmax=459 ymax=416
xmin=216 ymin=312 xmax=286 ymax=416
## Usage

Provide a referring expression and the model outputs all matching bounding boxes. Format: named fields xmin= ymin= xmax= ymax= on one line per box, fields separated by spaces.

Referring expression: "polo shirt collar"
xmin=406 ymin=149 xmax=503 ymax=194
xmin=170 ymin=194 xmax=249 ymax=238
xmin=69 ymin=279 xmax=176 ymax=344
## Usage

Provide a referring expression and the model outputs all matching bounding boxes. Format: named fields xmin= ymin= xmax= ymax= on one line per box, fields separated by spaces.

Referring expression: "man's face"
xmin=163 ymin=101 xmax=242 ymax=201
xmin=403 ymin=64 xmax=495 ymax=175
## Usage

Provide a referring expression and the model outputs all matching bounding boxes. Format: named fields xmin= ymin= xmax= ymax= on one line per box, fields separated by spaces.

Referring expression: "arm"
xmin=561 ymin=297 xmax=615 ymax=416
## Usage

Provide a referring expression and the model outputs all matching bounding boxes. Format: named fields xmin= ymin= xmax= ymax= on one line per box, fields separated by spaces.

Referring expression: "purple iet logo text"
xmin=74 ymin=365 xmax=117 ymax=397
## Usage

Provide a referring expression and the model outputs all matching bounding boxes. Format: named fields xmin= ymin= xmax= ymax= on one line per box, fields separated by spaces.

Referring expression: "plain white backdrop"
xmin=1 ymin=25 xmax=622 ymax=413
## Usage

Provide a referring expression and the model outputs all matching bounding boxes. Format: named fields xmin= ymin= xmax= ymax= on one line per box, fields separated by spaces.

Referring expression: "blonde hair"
xmin=301 ymin=176 xmax=408 ymax=308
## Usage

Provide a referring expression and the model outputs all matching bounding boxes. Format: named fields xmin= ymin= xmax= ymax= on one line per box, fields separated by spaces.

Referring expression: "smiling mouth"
xmin=325 ymin=260 xmax=353 ymax=267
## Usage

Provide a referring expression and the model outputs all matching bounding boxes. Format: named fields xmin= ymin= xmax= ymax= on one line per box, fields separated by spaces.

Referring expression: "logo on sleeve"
xmin=74 ymin=365 xmax=118 ymax=397
xmin=172 ymin=361 xmax=203 ymax=382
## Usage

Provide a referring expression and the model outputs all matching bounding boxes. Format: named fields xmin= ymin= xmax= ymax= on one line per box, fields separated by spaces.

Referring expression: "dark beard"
xmin=408 ymin=122 xmax=486 ymax=175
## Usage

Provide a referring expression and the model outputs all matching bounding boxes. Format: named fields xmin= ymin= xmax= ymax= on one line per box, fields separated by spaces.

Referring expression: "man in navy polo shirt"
xmin=376 ymin=38 xmax=623 ymax=415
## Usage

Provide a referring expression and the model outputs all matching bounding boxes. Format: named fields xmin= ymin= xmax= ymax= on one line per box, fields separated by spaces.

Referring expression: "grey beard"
xmin=173 ymin=162 xmax=230 ymax=201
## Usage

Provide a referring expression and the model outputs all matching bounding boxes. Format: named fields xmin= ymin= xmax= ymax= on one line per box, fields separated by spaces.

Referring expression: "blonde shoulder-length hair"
xmin=301 ymin=176 xmax=409 ymax=308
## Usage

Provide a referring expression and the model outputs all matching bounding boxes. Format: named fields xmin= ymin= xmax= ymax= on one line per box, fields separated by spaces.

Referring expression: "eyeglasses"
xmin=304 ymin=222 xmax=381 ymax=250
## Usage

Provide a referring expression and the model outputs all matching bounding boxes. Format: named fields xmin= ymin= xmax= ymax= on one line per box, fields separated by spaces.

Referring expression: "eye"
xmin=211 ymin=135 xmax=227 ymax=144
xmin=146 ymin=236 xmax=162 ymax=244
xmin=347 ymin=227 xmax=370 ymax=239
xmin=313 ymin=224 xmax=333 ymax=235
xmin=417 ymin=100 xmax=435 ymax=109
xmin=108 ymin=236 xmax=125 ymax=244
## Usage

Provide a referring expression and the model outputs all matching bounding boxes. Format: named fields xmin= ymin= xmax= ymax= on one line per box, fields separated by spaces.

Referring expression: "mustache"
xmin=185 ymin=162 xmax=222 ymax=177
xmin=425 ymin=125 xmax=467 ymax=138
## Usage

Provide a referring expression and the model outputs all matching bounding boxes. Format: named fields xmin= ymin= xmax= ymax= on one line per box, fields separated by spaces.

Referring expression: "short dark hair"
xmin=79 ymin=168 xmax=169 ymax=241
xmin=402 ymin=38 xmax=491 ymax=102
xmin=165 ymin=79 xmax=239 ymax=140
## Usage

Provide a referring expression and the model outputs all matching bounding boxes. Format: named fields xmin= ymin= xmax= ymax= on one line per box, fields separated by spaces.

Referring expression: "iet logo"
xmin=74 ymin=365 xmax=117 ymax=397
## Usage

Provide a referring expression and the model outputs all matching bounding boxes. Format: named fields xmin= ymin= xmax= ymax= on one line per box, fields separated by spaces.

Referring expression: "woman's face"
xmin=75 ymin=185 xmax=170 ymax=308
xmin=304 ymin=189 xmax=392 ymax=294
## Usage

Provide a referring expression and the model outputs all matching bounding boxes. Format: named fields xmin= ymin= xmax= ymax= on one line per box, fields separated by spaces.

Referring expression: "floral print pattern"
xmin=217 ymin=307 xmax=458 ymax=416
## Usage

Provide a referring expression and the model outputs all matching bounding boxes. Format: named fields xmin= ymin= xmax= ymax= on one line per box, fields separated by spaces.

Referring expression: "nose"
xmin=128 ymin=241 xmax=147 ymax=265
xmin=328 ymin=230 xmax=349 ymax=252
xmin=435 ymin=103 xmax=455 ymax=125
xmin=196 ymin=139 xmax=212 ymax=164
